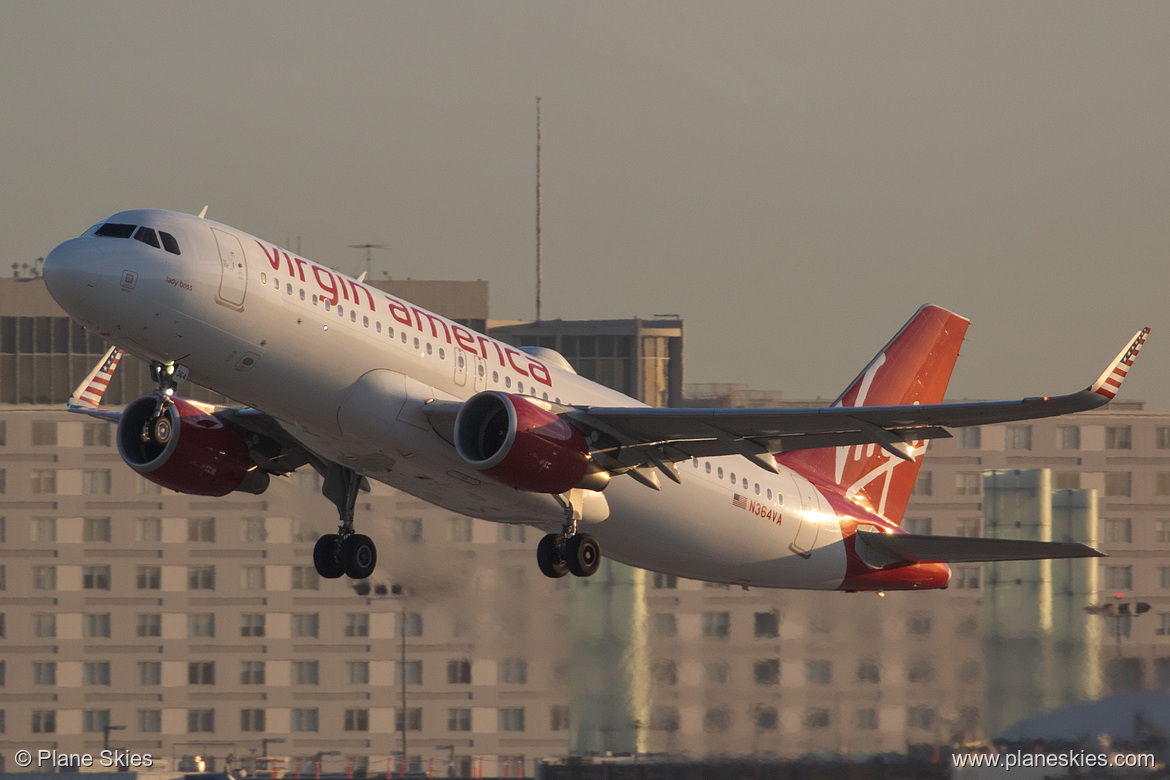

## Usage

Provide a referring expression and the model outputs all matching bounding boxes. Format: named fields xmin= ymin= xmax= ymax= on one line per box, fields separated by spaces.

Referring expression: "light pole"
xmin=435 ymin=745 xmax=456 ymax=778
xmin=103 ymin=724 xmax=125 ymax=752
xmin=354 ymin=581 xmax=407 ymax=776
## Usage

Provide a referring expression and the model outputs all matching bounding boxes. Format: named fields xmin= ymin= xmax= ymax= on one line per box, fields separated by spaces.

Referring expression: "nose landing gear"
xmin=140 ymin=360 xmax=188 ymax=447
xmin=313 ymin=464 xmax=378 ymax=580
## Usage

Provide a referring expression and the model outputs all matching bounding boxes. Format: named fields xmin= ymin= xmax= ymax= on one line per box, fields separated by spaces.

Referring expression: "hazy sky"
xmin=4 ymin=2 xmax=1168 ymax=407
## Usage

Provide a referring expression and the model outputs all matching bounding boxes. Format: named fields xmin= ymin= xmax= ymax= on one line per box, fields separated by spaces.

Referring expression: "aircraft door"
xmin=453 ymin=350 xmax=468 ymax=387
xmin=472 ymin=354 xmax=486 ymax=392
xmin=212 ymin=228 xmax=248 ymax=311
xmin=788 ymin=479 xmax=822 ymax=558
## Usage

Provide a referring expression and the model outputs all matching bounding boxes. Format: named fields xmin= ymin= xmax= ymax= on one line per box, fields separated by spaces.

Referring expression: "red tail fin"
xmin=777 ymin=305 xmax=969 ymax=523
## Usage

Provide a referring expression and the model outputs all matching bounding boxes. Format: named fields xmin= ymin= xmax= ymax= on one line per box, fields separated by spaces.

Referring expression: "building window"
xmin=292 ymin=518 xmax=318 ymax=543
xmin=240 ymin=566 xmax=266 ymax=590
xmin=291 ymin=566 xmax=319 ymax=590
xmin=241 ymin=614 xmax=266 ymax=637
xmin=1159 ymin=566 xmax=1170 ymax=589
xmin=240 ymin=517 xmax=267 ymax=542
xmin=240 ymin=661 xmax=265 ymax=685
xmin=652 ymin=572 xmax=677 ymax=589
xmin=344 ymin=709 xmax=369 ymax=732
xmin=1105 ymin=565 xmax=1133 ymax=590
xmin=903 ymin=517 xmax=932 ymax=535
xmin=1105 ymin=472 xmax=1133 ymax=497
xmin=447 ymin=517 xmax=473 ymax=542
xmin=654 ymin=613 xmax=677 ymax=637
xmin=499 ymin=708 xmax=526 ymax=732
xmin=907 ymin=706 xmax=935 ymax=730
xmin=1158 ymin=474 xmax=1170 ymax=497
xmin=806 ymin=660 xmax=832 ymax=685
xmin=83 ymin=565 xmax=111 ymax=590
xmin=240 ymin=709 xmax=265 ymax=732
xmin=84 ymin=613 xmax=111 ymax=637
xmin=187 ymin=517 xmax=216 ymax=542
xmin=498 ymin=524 xmax=526 ymax=543
xmin=907 ymin=658 xmax=936 ymax=683
xmin=1006 ymin=425 xmax=1032 ymax=450
xmin=753 ymin=659 xmax=780 ymax=685
xmin=291 ymin=708 xmax=319 ymax=732
xmin=137 ymin=662 xmax=161 ymax=686
xmin=84 ymin=710 xmax=111 ymax=734
xmin=955 ymin=566 xmax=981 ymax=589
xmin=396 ymin=708 xmax=423 ymax=732
xmin=448 ymin=708 xmax=472 ymax=732
xmin=1105 ymin=518 xmax=1133 ymax=544
xmin=136 ymin=517 xmax=161 ymax=542
xmin=754 ymin=611 xmax=780 ymax=638
xmin=550 ymin=706 xmax=570 ymax=732
xmin=83 ymin=422 xmax=111 ymax=447
xmin=1157 ymin=427 xmax=1170 ymax=450
xmin=955 ymin=518 xmax=981 ymax=537
xmin=31 ymin=421 xmax=58 ymax=445
xmin=702 ymin=611 xmax=730 ymax=638
xmin=84 ymin=662 xmax=111 ymax=686
xmin=955 ymin=472 xmax=981 ymax=496
xmin=1057 ymin=426 xmax=1081 ymax=450
xmin=188 ymin=613 xmax=215 ymax=638
xmin=405 ymin=660 xmax=422 ymax=685
xmin=81 ymin=470 xmax=111 ymax=494
xmin=500 ymin=658 xmax=527 ymax=684
xmin=346 ymin=661 xmax=369 ymax=684
xmin=33 ymin=662 xmax=56 ymax=685
xmin=857 ymin=661 xmax=880 ymax=684
xmin=188 ymin=566 xmax=215 ymax=590
xmin=912 ymin=471 xmax=932 ymax=496
xmin=403 ymin=612 xmax=423 ymax=637
xmin=32 ymin=710 xmax=56 ymax=733
xmin=29 ymin=470 xmax=56 ymax=494
xmin=907 ymin=613 xmax=933 ymax=635
xmin=34 ymin=614 xmax=55 ymax=638
xmin=188 ymin=662 xmax=215 ymax=685
xmin=187 ymin=709 xmax=214 ymax=733
xmin=1054 ymin=472 xmax=1081 ymax=490
xmin=137 ymin=613 xmax=161 ymax=637
xmin=31 ymin=517 xmax=56 ymax=542
xmin=803 ymin=708 xmax=830 ymax=730
xmin=138 ymin=709 xmax=161 ymax=733
xmin=704 ymin=707 xmax=732 ymax=733
xmin=395 ymin=517 xmax=423 ymax=542
xmin=33 ymin=565 xmax=56 ymax=590
xmin=292 ymin=613 xmax=319 ymax=637
xmin=1157 ymin=614 xmax=1170 ymax=636
xmin=958 ymin=427 xmax=981 ymax=449
xmin=651 ymin=706 xmax=680 ymax=732
xmin=83 ymin=517 xmax=111 ymax=542
xmin=1106 ymin=426 xmax=1132 ymax=450
xmin=293 ymin=661 xmax=319 ymax=685
xmin=652 ymin=660 xmax=677 ymax=686
xmin=345 ymin=613 xmax=369 ymax=637
xmin=447 ymin=659 xmax=471 ymax=684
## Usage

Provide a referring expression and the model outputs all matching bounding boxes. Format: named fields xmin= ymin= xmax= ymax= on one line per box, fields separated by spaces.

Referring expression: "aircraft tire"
xmin=564 ymin=533 xmax=601 ymax=577
xmin=313 ymin=534 xmax=345 ymax=579
xmin=341 ymin=533 xmax=377 ymax=580
xmin=536 ymin=533 xmax=569 ymax=578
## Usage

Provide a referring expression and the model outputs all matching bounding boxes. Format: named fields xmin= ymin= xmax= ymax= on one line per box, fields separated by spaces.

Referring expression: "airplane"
xmin=41 ymin=208 xmax=1149 ymax=592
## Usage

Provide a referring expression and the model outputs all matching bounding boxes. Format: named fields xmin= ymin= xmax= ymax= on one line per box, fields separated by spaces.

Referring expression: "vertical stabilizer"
xmin=777 ymin=305 xmax=969 ymax=523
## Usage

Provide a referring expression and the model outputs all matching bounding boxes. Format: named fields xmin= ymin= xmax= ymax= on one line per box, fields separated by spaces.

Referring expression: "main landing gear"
xmin=313 ymin=464 xmax=378 ymax=580
xmin=536 ymin=495 xmax=601 ymax=579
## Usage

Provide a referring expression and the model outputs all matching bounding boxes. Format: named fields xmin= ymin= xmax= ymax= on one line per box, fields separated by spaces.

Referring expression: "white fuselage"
xmin=47 ymin=209 xmax=860 ymax=589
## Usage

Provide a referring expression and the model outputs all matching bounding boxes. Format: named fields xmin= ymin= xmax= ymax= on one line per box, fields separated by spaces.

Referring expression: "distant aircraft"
xmin=43 ymin=209 xmax=1148 ymax=591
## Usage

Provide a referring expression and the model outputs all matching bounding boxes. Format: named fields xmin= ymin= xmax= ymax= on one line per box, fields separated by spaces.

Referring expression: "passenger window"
xmin=731 ymin=473 xmax=736 ymax=484
xmin=299 ymin=289 xmax=306 ymax=300
xmin=492 ymin=371 xmax=499 ymax=383
xmin=350 ymin=311 xmax=356 ymax=322
xmin=159 ymin=231 xmax=181 ymax=255
xmin=94 ymin=223 xmax=136 ymax=238
xmin=337 ymin=305 xmax=344 ymax=317
xmin=439 ymin=348 xmax=445 ymax=360
xmin=387 ymin=327 xmax=393 ymax=337
xmin=705 ymin=462 xmax=711 ymax=474
xmin=543 ymin=393 xmax=548 ymax=401
xmin=312 ymin=295 xmax=318 ymax=305
xmin=413 ymin=337 xmax=420 ymax=350
xmin=518 ymin=382 xmax=524 ymax=394
xmin=767 ymin=488 xmax=773 ymax=500
xmin=425 ymin=343 xmax=433 ymax=355
xmin=133 ymin=227 xmax=160 ymax=248
xmin=261 ymin=273 xmax=267 ymax=285
xmin=401 ymin=333 xmax=407 ymax=343
xmin=743 ymin=478 xmax=748 ymax=489
xmin=717 ymin=467 xmax=724 ymax=479
xmin=286 ymin=284 xmax=293 ymax=295
xmin=477 ymin=365 xmax=485 ymax=377
xmin=505 ymin=376 xmax=512 ymax=388
xmin=363 ymin=316 xmax=369 ymax=328
xmin=754 ymin=483 xmax=760 ymax=495
xmin=324 ymin=300 xmax=331 ymax=311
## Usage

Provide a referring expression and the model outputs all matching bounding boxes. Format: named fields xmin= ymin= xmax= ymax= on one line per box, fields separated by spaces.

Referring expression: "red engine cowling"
xmin=454 ymin=391 xmax=603 ymax=493
xmin=116 ymin=395 xmax=270 ymax=496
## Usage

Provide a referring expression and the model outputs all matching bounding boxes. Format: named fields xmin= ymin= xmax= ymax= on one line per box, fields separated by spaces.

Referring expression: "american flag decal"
xmin=732 ymin=494 xmax=748 ymax=509
xmin=71 ymin=347 xmax=123 ymax=409
xmin=1092 ymin=328 xmax=1149 ymax=401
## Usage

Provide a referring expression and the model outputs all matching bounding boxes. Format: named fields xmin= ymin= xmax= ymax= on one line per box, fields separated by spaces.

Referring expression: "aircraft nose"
xmin=43 ymin=238 xmax=106 ymax=313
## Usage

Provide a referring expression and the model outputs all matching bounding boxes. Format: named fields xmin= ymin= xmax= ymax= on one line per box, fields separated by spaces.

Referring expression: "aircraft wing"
xmin=565 ymin=327 xmax=1149 ymax=476
xmin=855 ymin=530 xmax=1104 ymax=563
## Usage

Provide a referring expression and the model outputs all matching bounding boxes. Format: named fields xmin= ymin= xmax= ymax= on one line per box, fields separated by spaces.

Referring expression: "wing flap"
xmin=856 ymin=530 xmax=1104 ymax=564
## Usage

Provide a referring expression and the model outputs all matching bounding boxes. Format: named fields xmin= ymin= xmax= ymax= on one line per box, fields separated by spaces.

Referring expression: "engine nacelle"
xmin=454 ymin=391 xmax=606 ymax=493
xmin=117 ymin=395 xmax=270 ymax=496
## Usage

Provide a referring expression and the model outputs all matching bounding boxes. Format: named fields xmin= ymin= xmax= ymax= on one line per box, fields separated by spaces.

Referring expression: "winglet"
xmin=68 ymin=346 xmax=123 ymax=410
xmin=1089 ymin=327 xmax=1150 ymax=401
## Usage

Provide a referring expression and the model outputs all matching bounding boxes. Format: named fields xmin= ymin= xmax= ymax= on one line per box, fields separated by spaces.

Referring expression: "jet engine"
xmin=116 ymin=395 xmax=270 ymax=496
xmin=454 ymin=391 xmax=607 ymax=493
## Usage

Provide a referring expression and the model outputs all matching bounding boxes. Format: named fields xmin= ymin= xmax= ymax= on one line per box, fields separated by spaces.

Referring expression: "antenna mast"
xmin=535 ymin=96 xmax=543 ymax=322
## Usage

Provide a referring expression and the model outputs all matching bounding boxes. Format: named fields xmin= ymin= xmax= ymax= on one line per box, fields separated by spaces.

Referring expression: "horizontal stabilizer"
xmin=856 ymin=530 xmax=1104 ymax=564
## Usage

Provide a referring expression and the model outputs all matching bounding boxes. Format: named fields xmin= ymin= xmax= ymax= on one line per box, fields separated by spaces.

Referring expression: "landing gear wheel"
xmin=564 ymin=533 xmax=601 ymax=577
xmin=151 ymin=415 xmax=172 ymax=445
xmin=313 ymin=534 xmax=344 ymax=579
xmin=341 ymin=534 xmax=377 ymax=580
xmin=537 ymin=533 xmax=569 ymax=579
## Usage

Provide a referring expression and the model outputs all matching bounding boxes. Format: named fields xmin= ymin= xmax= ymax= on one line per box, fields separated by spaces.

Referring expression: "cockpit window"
xmin=159 ymin=231 xmax=181 ymax=255
xmin=94 ymin=223 xmax=136 ymax=239
xmin=134 ymin=227 xmax=160 ymax=248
